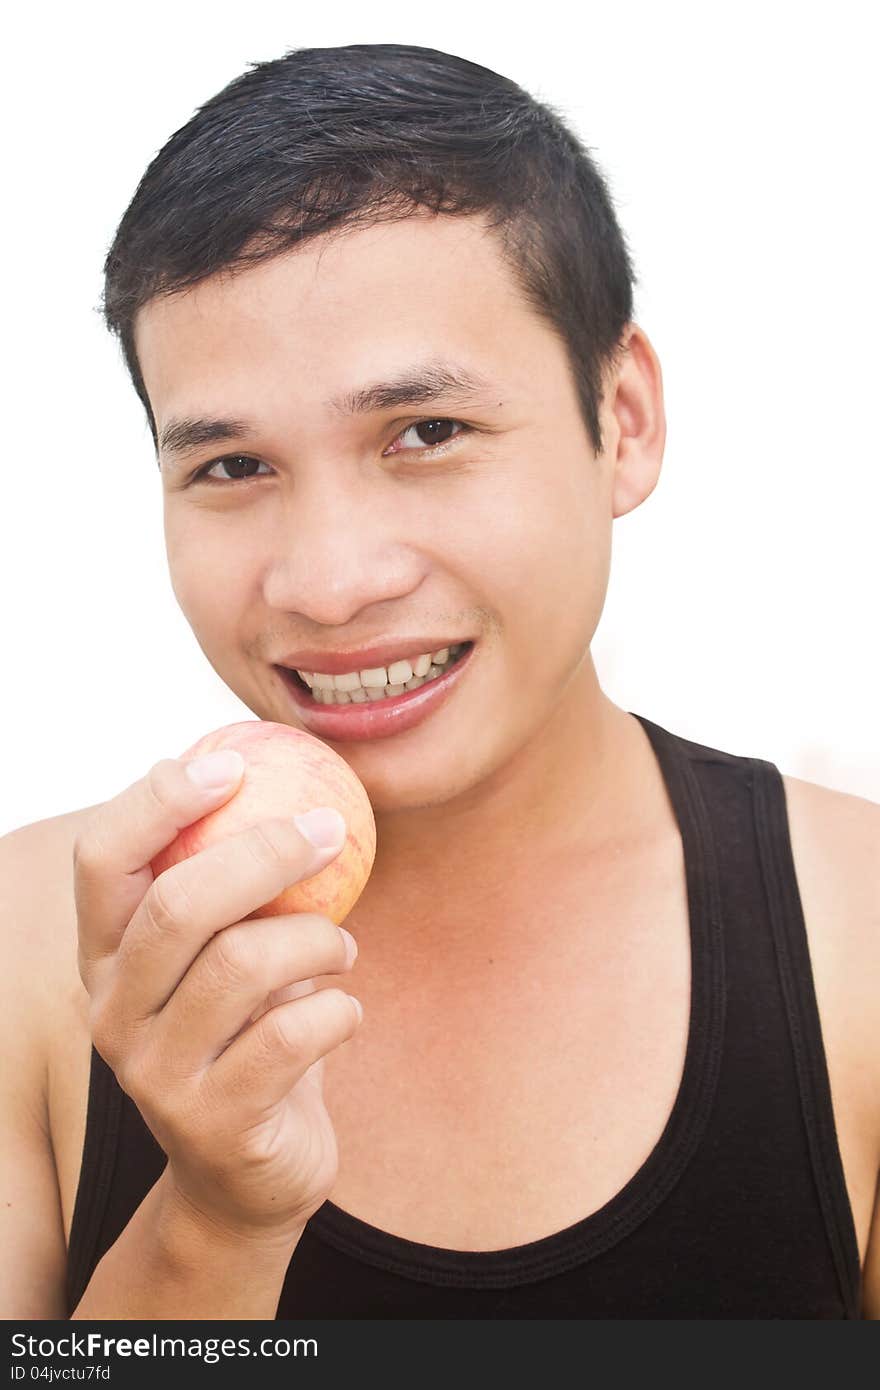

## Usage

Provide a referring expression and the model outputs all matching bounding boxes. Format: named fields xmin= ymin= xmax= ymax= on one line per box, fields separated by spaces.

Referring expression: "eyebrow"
xmin=157 ymin=360 xmax=498 ymax=463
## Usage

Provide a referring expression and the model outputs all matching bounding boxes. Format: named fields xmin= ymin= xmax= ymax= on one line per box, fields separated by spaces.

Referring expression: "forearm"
xmin=70 ymin=1170 xmax=302 ymax=1320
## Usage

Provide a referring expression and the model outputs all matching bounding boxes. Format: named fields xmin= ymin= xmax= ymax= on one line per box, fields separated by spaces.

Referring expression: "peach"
xmin=151 ymin=721 xmax=376 ymax=924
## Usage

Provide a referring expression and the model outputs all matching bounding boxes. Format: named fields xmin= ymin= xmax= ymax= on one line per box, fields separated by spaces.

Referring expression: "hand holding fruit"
xmin=73 ymin=721 xmax=377 ymax=1244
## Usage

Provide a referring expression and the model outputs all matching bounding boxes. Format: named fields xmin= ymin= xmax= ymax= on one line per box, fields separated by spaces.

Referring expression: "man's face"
xmin=135 ymin=211 xmax=621 ymax=815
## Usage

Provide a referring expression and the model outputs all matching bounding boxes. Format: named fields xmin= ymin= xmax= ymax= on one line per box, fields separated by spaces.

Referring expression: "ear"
xmin=605 ymin=325 xmax=667 ymax=519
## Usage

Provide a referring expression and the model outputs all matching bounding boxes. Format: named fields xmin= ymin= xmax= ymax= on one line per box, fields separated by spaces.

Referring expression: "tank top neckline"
xmin=305 ymin=711 xmax=727 ymax=1287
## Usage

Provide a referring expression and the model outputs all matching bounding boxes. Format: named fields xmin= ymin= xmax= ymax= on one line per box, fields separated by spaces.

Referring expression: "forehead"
xmin=134 ymin=212 xmax=557 ymax=415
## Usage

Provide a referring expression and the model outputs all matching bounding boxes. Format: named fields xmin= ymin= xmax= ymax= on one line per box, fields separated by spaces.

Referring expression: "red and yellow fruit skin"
xmin=150 ymin=721 xmax=377 ymax=925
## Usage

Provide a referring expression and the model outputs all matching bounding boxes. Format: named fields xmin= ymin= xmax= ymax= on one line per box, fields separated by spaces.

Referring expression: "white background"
xmin=2 ymin=0 xmax=877 ymax=836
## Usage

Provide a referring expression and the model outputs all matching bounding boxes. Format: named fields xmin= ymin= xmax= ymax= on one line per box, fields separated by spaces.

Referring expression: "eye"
xmin=192 ymin=455 xmax=272 ymax=484
xmin=388 ymin=418 xmax=471 ymax=455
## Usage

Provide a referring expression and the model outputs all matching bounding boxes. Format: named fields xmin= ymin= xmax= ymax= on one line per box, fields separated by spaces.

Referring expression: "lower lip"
xmin=276 ymin=643 xmax=476 ymax=742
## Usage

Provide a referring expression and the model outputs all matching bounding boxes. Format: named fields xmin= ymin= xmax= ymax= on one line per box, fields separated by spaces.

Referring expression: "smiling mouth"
xmin=282 ymin=641 xmax=473 ymax=704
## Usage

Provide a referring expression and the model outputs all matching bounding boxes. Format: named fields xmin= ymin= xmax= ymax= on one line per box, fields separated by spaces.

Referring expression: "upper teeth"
xmin=298 ymin=645 xmax=462 ymax=691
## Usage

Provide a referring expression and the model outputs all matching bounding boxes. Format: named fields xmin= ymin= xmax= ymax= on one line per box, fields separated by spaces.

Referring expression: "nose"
xmin=260 ymin=474 xmax=425 ymax=627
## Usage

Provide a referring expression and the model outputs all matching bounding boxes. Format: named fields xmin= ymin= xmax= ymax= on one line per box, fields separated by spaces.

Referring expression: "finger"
xmin=251 ymin=972 xmax=321 ymax=1023
xmin=203 ymin=987 xmax=363 ymax=1117
xmin=74 ymin=751 xmax=245 ymax=986
xmin=224 ymin=976 xmax=322 ymax=1062
xmin=271 ymin=981 xmax=327 ymax=1093
xmin=143 ymin=914 xmax=356 ymax=1076
xmin=112 ymin=814 xmax=347 ymax=1023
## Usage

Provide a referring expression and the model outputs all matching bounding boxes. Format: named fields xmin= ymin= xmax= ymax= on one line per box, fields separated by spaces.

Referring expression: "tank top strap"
xmin=66 ymin=1047 xmax=167 ymax=1315
xmin=65 ymin=1047 xmax=123 ymax=1314
xmin=641 ymin=717 xmax=861 ymax=1317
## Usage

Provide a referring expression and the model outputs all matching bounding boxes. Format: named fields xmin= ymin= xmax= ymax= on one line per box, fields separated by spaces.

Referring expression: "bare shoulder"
xmin=0 ymin=800 xmax=104 ymax=961
xmin=0 ymin=804 xmax=105 ymax=1044
xmin=781 ymin=771 xmax=879 ymax=1033
xmin=0 ymin=804 xmax=104 ymax=1317
xmin=2 ymin=801 xmax=104 ymax=857
xmin=1 ymin=807 xmax=104 ymax=1054
xmin=781 ymin=773 xmax=880 ymax=1315
xmin=781 ymin=773 xmax=880 ymax=963
xmin=783 ymin=770 xmax=879 ymax=1035
xmin=781 ymin=772 xmax=880 ymax=872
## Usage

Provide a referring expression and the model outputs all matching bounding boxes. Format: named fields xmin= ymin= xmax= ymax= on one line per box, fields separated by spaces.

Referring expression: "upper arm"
xmin=0 ymin=821 xmax=74 ymax=1318
xmin=782 ymin=773 xmax=880 ymax=1318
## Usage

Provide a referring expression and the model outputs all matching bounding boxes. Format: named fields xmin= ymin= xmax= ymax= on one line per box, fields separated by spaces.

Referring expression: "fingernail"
xmin=185 ymin=749 xmax=244 ymax=789
xmin=294 ymin=806 xmax=347 ymax=850
xmin=339 ymin=926 xmax=358 ymax=966
xmin=348 ymin=994 xmax=364 ymax=1022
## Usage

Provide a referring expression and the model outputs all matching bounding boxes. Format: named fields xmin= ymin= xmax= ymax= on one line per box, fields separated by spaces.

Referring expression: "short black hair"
xmin=102 ymin=43 xmax=638 ymax=457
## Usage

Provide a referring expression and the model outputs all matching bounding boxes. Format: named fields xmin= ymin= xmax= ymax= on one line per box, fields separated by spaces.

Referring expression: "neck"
xmin=345 ymin=656 xmax=660 ymax=977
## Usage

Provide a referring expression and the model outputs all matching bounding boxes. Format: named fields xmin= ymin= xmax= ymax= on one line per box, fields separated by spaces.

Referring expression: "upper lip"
xmin=275 ymin=638 xmax=472 ymax=676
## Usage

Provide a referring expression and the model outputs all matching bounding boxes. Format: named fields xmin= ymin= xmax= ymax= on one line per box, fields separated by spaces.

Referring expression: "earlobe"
xmin=608 ymin=325 xmax=667 ymax=519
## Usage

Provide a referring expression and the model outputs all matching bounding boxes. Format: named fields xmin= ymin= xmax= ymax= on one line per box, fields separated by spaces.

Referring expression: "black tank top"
xmin=64 ymin=714 xmax=864 ymax=1318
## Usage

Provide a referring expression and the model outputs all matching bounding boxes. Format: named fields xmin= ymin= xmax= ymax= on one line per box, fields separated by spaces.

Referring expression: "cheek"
xmin=497 ymin=463 xmax=610 ymax=618
xmin=163 ymin=513 xmax=252 ymax=630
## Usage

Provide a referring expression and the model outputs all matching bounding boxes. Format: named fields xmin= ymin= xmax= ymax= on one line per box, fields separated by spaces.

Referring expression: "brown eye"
xmin=196 ymin=455 xmax=271 ymax=483
xmin=396 ymin=419 xmax=469 ymax=452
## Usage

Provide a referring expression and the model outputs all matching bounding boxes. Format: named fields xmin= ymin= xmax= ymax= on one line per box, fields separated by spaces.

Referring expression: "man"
xmin=1 ymin=42 xmax=877 ymax=1320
